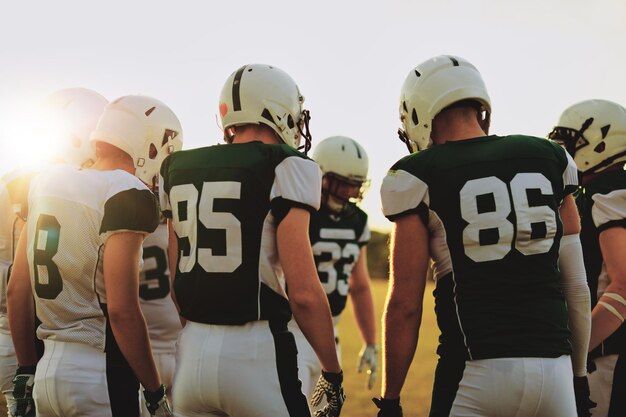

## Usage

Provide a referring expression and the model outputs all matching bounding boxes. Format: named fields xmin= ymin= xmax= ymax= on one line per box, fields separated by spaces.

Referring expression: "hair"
xmin=94 ymin=141 xmax=133 ymax=163
xmin=226 ymin=123 xmax=281 ymax=144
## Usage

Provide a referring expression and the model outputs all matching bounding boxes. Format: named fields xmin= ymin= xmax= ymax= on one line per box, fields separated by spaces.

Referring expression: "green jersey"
xmin=309 ymin=203 xmax=370 ymax=317
xmin=160 ymin=142 xmax=321 ymax=326
xmin=579 ymin=169 xmax=626 ymax=355
xmin=381 ymin=135 xmax=578 ymax=360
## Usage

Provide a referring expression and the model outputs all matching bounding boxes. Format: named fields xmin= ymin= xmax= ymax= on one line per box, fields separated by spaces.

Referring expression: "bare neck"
xmin=431 ymin=107 xmax=487 ymax=145
xmin=90 ymin=155 xmax=135 ymax=175
xmin=231 ymin=125 xmax=281 ymax=145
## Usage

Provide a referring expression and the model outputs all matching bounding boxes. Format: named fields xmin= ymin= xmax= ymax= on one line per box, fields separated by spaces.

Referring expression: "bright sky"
xmin=0 ymin=0 xmax=624 ymax=231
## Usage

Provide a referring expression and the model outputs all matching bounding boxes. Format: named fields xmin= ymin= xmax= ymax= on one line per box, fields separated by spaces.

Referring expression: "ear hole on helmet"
xmin=412 ymin=109 xmax=419 ymax=125
xmin=261 ymin=109 xmax=275 ymax=125
xmin=149 ymin=143 xmax=158 ymax=159
xmin=594 ymin=142 xmax=606 ymax=153
xmin=287 ymin=115 xmax=295 ymax=129
xmin=162 ymin=129 xmax=179 ymax=146
xmin=601 ymin=125 xmax=611 ymax=139
xmin=402 ymin=101 xmax=408 ymax=112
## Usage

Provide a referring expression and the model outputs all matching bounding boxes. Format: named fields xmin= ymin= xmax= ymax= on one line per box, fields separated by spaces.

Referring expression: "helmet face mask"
xmin=549 ymin=99 xmax=626 ymax=175
xmin=219 ymin=64 xmax=312 ymax=154
xmin=90 ymin=95 xmax=183 ymax=184
xmin=313 ymin=135 xmax=369 ymax=214
xmin=398 ymin=55 xmax=491 ymax=153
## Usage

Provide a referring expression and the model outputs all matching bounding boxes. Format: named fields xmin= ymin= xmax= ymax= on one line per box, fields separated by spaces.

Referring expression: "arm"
xmin=103 ymin=232 xmax=161 ymax=391
xmin=166 ymin=219 xmax=185 ymax=327
xmin=349 ymin=246 xmax=377 ymax=346
xmin=558 ymin=194 xmax=591 ymax=376
xmin=589 ymin=226 xmax=626 ymax=350
xmin=382 ymin=214 xmax=429 ymax=399
xmin=7 ymin=227 xmax=38 ymax=366
xmin=278 ymin=207 xmax=341 ymax=374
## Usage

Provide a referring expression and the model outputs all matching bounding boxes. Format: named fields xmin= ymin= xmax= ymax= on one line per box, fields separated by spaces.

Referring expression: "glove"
xmin=310 ymin=370 xmax=345 ymax=417
xmin=372 ymin=397 xmax=403 ymax=417
xmin=143 ymin=384 xmax=173 ymax=417
xmin=357 ymin=344 xmax=378 ymax=389
xmin=573 ymin=376 xmax=596 ymax=417
xmin=10 ymin=366 xmax=36 ymax=417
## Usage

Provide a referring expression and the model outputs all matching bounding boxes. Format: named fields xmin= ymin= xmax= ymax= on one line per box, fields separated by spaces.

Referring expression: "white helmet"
xmin=313 ymin=135 xmax=370 ymax=213
xmin=398 ymin=55 xmax=491 ymax=153
xmin=40 ymin=88 xmax=108 ymax=167
xmin=548 ymin=99 xmax=626 ymax=175
xmin=219 ymin=64 xmax=312 ymax=154
xmin=90 ymin=95 xmax=183 ymax=184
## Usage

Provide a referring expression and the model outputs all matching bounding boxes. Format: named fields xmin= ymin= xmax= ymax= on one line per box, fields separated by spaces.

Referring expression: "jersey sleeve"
xmin=270 ymin=156 xmax=322 ymax=223
xmin=561 ymin=148 xmax=579 ymax=196
xmin=158 ymin=173 xmax=172 ymax=219
xmin=159 ymin=154 xmax=173 ymax=218
xmin=591 ymin=190 xmax=626 ymax=232
xmin=358 ymin=221 xmax=371 ymax=247
xmin=100 ymin=188 xmax=160 ymax=240
xmin=380 ymin=167 xmax=430 ymax=223
xmin=3 ymin=168 xmax=36 ymax=221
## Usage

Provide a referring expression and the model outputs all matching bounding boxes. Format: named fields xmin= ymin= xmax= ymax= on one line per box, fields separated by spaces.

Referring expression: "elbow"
xmin=385 ymin=298 xmax=422 ymax=323
xmin=289 ymin=290 xmax=327 ymax=316
xmin=107 ymin=302 xmax=142 ymax=328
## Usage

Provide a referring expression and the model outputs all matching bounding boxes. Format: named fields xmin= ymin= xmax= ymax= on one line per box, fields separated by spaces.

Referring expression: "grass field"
xmin=339 ymin=278 xmax=438 ymax=417
xmin=0 ymin=279 xmax=439 ymax=417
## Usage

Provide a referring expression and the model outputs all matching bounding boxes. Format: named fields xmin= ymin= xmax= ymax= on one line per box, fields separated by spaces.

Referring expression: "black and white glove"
xmin=357 ymin=344 xmax=378 ymax=390
xmin=10 ymin=366 xmax=36 ymax=417
xmin=310 ymin=370 xmax=345 ymax=417
xmin=372 ymin=397 xmax=403 ymax=417
xmin=573 ymin=376 xmax=596 ymax=417
xmin=143 ymin=384 xmax=173 ymax=417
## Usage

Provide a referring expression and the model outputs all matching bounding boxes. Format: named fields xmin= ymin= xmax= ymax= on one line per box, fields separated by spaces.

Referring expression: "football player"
xmin=139 ymin=191 xmax=183 ymax=417
xmin=0 ymin=169 xmax=29 ymax=417
xmin=376 ymin=55 xmax=591 ymax=417
xmin=1 ymin=87 xmax=107 ymax=417
xmin=160 ymin=64 xmax=344 ymax=417
xmin=549 ymin=99 xmax=626 ymax=417
xmin=289 ymin=135 xmax=377 ymax=403
xmin=7 ymin=95 xmax=180 ymax=416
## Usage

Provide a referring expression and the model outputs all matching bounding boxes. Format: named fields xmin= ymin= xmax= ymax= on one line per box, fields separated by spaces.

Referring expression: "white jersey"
xmin=26 ymin=164 xmax=159 ymax=350
xmin=139 ymin=222 xmax=182 ymax=353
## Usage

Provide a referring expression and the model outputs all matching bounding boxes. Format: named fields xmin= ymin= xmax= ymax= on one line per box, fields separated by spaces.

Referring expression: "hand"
xmin=10 ymin=366 xmax=36 ymax=417
xmin=357 ymin=344 xmax=378 ymax=389
xmin=573 ymin=376 xmax=596 ymax=417
xmin=311 ymin=370 xmax=345 ymax=417
xmin=372 ymin=397 xmax=402 ymax=417
xmin=143 ymin=384 xmax=173 ymax=417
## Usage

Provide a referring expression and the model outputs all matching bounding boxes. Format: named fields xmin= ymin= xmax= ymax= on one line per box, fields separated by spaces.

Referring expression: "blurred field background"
xmin=339 ymin=278 xmax=438 ymax=417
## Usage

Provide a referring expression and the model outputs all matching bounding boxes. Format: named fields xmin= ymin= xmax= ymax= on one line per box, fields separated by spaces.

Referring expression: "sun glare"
xmin=0 ymin=102 xmax=60 ymax=176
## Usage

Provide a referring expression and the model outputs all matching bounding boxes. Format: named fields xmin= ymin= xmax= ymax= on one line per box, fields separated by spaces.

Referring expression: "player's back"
xmin=160 ymin=142 xmax=321 ymax=326
xmin=382 ymin=134 xmax=578 ymax=360
xmin=27 ymin=164 xmax=157 ymax=350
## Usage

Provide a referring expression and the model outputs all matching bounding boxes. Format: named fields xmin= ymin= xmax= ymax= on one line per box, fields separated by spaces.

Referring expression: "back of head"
xmin=40 ymin=87 xmax=108 ymax=167
xmin=549 ymin=99 xmax=626 ymax=176
xmin=398 ymin=55 xmax=491 ymax=152
xmin=90 ymin=95 xmax=183 ymax=184
xmin=313 ymin=135 xmax=369 ymax=213
xmin=218 ymin=64 xmax=312 ymax=154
